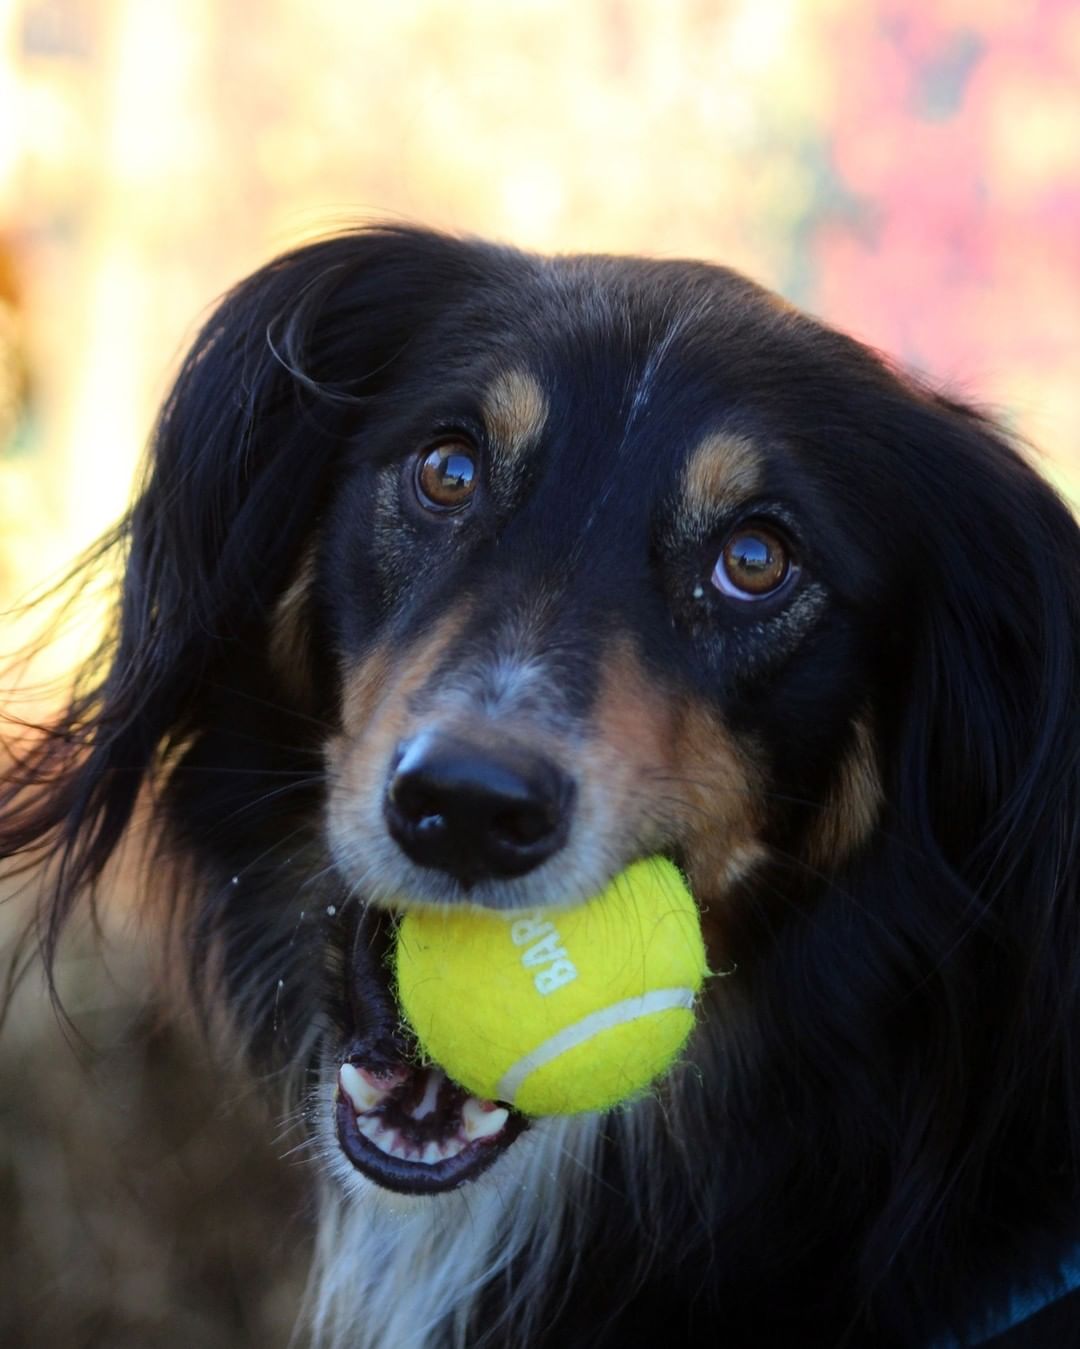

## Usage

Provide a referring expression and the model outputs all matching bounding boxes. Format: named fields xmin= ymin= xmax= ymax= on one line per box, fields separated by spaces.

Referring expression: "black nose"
xmin=384 ymin=733 xmax=574 ymax=886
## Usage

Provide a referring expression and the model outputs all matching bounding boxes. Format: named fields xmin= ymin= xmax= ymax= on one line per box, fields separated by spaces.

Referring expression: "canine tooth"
xmin=411 ymin=1070 xmax=441 ymax=1119
xmin=339 ymin=1063 xmax=386 ymax=1113
xmin=462 ymin=1098 xmax=509 ymax=1140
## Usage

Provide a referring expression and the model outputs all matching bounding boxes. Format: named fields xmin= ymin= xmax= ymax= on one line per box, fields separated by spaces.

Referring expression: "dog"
xmin=2 ymin=225 xmax=1079 ymax=1348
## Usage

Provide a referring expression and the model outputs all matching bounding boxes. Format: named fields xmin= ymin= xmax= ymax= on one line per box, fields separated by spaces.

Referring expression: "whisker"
xmin=194 ymin=778 xmax=326 ymax=834
xmin=202 ymin=679 xmax=335 ymax=733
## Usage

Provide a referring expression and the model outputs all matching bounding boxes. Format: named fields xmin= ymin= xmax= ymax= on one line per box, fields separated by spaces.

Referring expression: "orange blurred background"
xmin=1 ymin=5 xmax=1079 ymax=1341
xmin=2 ymin=0 xmax=1079 ymax=613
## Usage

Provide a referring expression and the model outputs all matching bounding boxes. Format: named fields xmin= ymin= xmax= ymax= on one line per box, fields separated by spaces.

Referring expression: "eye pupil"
xmin=713 ymin=526 xmax=792 ymax=599
xmin=416 ymin=443 xmax=478 ymax=511
xmin=729 ymin=535 xmax=772 ymax=575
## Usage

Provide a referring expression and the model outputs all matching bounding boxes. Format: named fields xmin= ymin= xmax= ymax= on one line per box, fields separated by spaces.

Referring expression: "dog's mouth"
xmin=335 ymin=1042 xmax=529 ymax=1194
xmin=333 ymin=908 xmax=529 ymax=1194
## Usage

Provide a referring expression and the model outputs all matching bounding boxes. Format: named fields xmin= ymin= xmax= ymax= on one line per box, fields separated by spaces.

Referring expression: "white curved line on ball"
xmin=495 ymin=986 xmax=696 ymax=1107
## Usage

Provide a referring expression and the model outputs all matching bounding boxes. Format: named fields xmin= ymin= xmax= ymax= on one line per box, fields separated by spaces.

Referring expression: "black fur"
xmin=3 ymin=226 xmax=1080 ymax=1347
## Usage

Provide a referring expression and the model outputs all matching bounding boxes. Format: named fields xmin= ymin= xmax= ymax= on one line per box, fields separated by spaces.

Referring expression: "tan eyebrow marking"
xmin=680 ymin=432 xmax=764 ymax=534
xmin=481 ymin=368 xmax=549 ymax=459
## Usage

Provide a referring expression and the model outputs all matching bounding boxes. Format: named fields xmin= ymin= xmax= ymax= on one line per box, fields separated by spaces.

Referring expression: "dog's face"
xmin=286 ymin=251 xmax=909 ymax=1195
xmin=321 ymin=297 xmax=878 ymax=919
xmin=9 ymin=228 xmax=1079 ymax=1345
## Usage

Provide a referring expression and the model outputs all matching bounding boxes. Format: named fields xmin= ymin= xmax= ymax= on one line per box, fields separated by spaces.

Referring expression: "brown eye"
xmin=712 ymin=526 xmax=793 ymax=600
xmin=414 ymin=441 xmax=479 ymax=513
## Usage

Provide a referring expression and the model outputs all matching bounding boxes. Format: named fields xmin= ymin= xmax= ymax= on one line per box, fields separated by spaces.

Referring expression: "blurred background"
xmin=1 ymin=0 xmax=1078 ymax=1344
xmin=2 ymin=0 xmax=1079 ymax=606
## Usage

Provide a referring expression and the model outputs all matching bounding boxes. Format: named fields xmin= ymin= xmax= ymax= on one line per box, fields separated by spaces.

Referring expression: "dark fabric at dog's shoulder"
xmin=978 ymin=1283 xmax=1080 ymax=1347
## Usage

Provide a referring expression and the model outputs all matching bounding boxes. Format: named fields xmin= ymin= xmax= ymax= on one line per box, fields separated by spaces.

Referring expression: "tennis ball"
xmin=394 ymin=856 xmax=708 ymax=1116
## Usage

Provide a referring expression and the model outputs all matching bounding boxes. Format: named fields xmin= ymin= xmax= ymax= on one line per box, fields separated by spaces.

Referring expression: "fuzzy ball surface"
xmin=394 ymin=857 xmax=708 ymax=1116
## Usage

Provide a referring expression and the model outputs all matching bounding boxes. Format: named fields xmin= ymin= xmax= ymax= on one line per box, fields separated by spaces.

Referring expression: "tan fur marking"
xmin=338 ymin=610 xmax=473 ymax=740
xmin=680 ymin=431 xmax=764 ymax=533
xmin=585 ymin=644 xmax=765 ymax=960
xmin=328 ymin=610 xmax=475 ymax=826
xmin=337 ymin=642 xmax=396 ymax=741
xmin=481 ymin=368 xmax=549 ymax=458
xmin=585 ymin=645 xmax=680 ymax=853
xmin=668 ymin=701 xmax=764 ymax=898
xmin=269 ymin=540 xmax=318 ymax=702
xmin=804 ymin=715 xmax=883 ymax=870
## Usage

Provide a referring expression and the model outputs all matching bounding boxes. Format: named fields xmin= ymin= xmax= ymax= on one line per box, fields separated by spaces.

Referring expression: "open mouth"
xmin=335 ymin=1044 xmax=529 ymax=1194
xmin=332 ymin=910 xmax=530 ymax=1193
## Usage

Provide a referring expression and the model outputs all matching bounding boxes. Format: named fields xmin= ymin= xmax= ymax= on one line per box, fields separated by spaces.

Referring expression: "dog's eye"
xmin=414 ymin=441 xmax=480 ymax=513
xmin=712 ymin=525 xmax=793 ymax=600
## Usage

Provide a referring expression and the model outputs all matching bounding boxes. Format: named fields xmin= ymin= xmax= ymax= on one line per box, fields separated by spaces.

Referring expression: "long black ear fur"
xmin=745 ymin=388 xmax=1080 ymax=1341
xmin=0 ymin=225 xmax=481 ymax=971
xmin=878 ymin=404 xmax=1080 ymax=1337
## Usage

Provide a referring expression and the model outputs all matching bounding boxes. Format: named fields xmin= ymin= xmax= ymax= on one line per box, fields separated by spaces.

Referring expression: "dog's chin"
xmin=333 ymin=1048 xmax=530 ymax=1195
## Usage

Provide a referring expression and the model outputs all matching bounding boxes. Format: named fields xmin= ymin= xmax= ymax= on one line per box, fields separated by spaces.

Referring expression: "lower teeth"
xmin=340 ymin=1063 xmax=508 ymax=1166
xmin=355 ymin=1113 xmax=470 ymax=1163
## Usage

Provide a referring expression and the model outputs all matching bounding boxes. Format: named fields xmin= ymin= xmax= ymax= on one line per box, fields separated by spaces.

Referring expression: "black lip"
xmin=334 ymin=912 xmax=529 ymax=1193
xmin=334 ymin=1087 xmax=528 ymax=1195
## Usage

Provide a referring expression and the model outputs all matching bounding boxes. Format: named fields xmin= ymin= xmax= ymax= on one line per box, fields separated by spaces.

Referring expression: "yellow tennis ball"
xmin=394 ymin=856 xmax=708 ymax=1116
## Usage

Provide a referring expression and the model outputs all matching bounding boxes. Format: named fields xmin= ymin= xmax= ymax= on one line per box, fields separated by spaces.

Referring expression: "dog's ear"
xmin=0 ymin=226 xmax=481 ymax=965
xmin=845 ymin=398 xmax=1080 ymax=1322
xmin=893 ymin=405 xmax=1079 ymax=923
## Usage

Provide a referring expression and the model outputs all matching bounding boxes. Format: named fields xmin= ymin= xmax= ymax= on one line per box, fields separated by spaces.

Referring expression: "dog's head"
xmin=5 ymin=227 xmax=1080 ymax=1344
